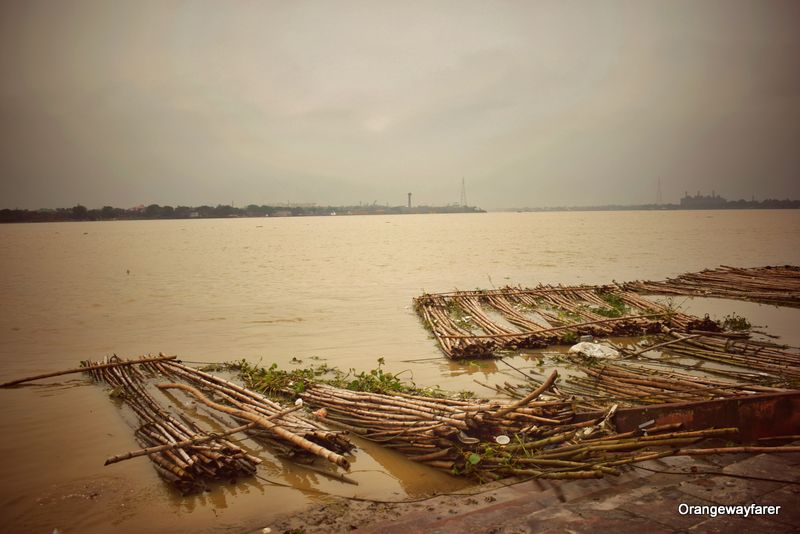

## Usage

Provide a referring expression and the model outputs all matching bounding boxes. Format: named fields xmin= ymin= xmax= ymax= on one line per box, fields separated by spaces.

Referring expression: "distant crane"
xmin=460 ymin=177 xmax=468 ymax=207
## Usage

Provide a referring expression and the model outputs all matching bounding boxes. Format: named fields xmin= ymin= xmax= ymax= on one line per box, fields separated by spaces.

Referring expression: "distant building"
xmin=680 ymin=191 xmax=727 ymax=209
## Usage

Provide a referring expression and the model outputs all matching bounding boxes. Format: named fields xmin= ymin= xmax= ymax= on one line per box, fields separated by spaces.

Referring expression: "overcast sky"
xmin=1 ymin=0 xmax=798 ymax=209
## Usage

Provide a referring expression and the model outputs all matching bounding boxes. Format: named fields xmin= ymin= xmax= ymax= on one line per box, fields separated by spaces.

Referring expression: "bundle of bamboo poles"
xmin=473 ymin=425 xmax=799 ymax=480
xmin=659 ymin=327 xmax=800 ymax=383
xmin=147 ymin=360 xmax=355 ymax=469
xmin=85 ymin=357 xmax=261 ymax=493
xmin=624 ymin=265 xmax=800 ymax=307
xmin=489 ymin=325 xmax=800 ymax=412
xmin=413 ymin=276 xmax=800 ymax=361
xmin=613 ymin=290 xmax=717 ymax=332
xmin=415 ymin=293 xmax=498 ymax=358
xmin=272 ymin=371 xmax=572 ymax=478
xmin=414 ymin=286 xmax=684 ymax=359
xmin=229 ymin=366 xmax=800 ymax=481
xmin=564 ymin=360 xmax=788 ymax=408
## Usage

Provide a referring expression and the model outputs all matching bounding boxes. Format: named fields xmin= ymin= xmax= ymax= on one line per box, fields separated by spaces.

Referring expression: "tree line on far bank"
xmin=0 ymin=204 xmax=325 ymax=222
xmin=0 ymin=203 xmax=484 ymax=223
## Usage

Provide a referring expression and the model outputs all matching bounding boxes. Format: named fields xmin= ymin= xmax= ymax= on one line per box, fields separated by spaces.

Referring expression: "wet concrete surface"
xmin=265 ymin=448 xmax=800 ymax=533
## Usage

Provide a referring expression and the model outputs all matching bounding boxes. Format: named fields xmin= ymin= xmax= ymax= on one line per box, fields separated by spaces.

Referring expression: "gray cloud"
xmin=1 ymin=0 xmax=798 ymax=209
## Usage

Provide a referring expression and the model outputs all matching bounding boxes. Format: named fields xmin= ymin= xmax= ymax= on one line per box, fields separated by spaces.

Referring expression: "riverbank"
xmin=263 ymin=446 xmax=800 ymax=533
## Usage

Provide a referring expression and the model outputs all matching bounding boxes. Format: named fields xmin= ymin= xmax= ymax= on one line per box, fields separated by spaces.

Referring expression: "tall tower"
xmin=407 ymin=192 xmax=412 ymax=208
xmin=460 ymin=177 xmax=468 ymax=207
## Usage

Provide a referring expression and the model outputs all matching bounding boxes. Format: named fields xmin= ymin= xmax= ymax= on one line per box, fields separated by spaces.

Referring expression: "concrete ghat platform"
xmin=352 ymin=450 xmax=800 ymax=534
xmin=262 ymin=448 xmax=800 ymax=533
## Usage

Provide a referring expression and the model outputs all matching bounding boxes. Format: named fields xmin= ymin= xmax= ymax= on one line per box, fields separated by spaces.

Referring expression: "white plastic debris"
xmin=495 ymin=435 xmax=511 ymax=445
xmin=294 ymin=398 xmax=304 ymax=407
xmin=568 ymin=342 xmax=620 ymax=359
xmin=638 ymin=419 xmax=655 ymax=429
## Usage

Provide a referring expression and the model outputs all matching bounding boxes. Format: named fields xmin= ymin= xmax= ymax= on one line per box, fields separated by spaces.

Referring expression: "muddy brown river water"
xmin=1 ymin=210 xmax=799 ymax=533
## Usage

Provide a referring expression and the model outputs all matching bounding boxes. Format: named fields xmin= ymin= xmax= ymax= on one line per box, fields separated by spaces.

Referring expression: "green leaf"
xmin=468 ymin=453 xmax=481 ymax=465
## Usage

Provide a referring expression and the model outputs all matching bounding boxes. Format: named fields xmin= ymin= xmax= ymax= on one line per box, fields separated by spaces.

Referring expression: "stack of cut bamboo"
xmin=415 ymin=293 xmax=498 ymax=358
xmin=85 ymin=356 xmax=261 ymax=493
xmin=658 ymin=327 xmax=800 ymax=382
xmin=564 ymin=360 xmax=788 ymax=408
xmin=256 ymin=369 xmax=800 ymax=481
xmin=149 ymin=360 xmax=354 ymax=467
xmin=477 ymin=425 xmax=766 ymax=479
xmin=624 ymin=265 xmax=800 ymax=306
xmin=279 ymin=371 xmax=576 ymax=478
xmin=302 ymin=372 xmax=574 ymax=480
xmin=413 ymin=286 xmax=690 ymax=359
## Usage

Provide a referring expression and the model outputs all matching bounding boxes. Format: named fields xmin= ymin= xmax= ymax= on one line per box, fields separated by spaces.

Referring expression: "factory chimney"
xmin=407 ymin=192 xmax=412 ymax=208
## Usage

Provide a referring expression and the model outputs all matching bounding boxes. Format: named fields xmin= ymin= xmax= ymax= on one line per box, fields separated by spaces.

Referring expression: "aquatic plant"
xmin=594 ymin=290 xmax=627 ymax=317
xmin=721 ymin=312 xmax=751 ymax=331
xmin=231 ymin=358 xmax=451 ymax=398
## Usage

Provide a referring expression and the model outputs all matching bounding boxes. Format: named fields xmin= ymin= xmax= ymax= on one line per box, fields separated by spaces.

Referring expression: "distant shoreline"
xmin=0 ymin=204 xmax=486 ymax=223
xmin=502 ymin=203 xmax=800 ymax=213
xmin=504 ymin=195 xmax=800 ymax=212
xmin=4 ymin=201 xmax=800 ymax=224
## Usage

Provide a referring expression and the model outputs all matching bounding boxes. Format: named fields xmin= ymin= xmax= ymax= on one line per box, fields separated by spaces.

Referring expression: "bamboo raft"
xmin=413 ymin=286 xmax=709 ymax=359
xmin=657 ymin=326 xmax=800 ymax=382
xmin=147 ymin=359 xmax=354 ymax=466
xmin=289 ymin=371 xmax=572 ymax=476
xmin=294 ymin=383 xmax=757 ymax=481
xmin=83 ymin=356 xmax=262 ymax=493
xmin=623 ymin=265 xmax=800 ymax=306
xmin=561 ymin=357 xmax=791 ymax=410
xmin=76 ymin=356 xmax=357 ymax=492
xmin=488 ymin=322 xmax=800 ymax=413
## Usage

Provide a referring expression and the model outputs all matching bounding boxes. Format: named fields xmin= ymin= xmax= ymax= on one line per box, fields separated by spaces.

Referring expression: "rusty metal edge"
xmin=574 ymin=391 xmax=800 ymax=442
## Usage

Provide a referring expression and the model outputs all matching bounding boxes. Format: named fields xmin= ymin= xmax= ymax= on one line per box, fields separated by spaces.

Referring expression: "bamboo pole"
xmin=0 ymin=355 xmax=178 ymax=387
xmin=437 ymin=313 xmax=666 ymax=339
xmin=623 ymin=265 xmax=800 ymax=306
xmin=675 ymin=445 xmax=800 ymax=456
xmin=157 ymin=382 xmax=351 ymax=470
xmin=493 ymin=370 xmax=559 ymax=419
xmin=104 ymin=403 xmax=304 ymax=466
xmin=623 ymin=335 xmax=701 ymax=358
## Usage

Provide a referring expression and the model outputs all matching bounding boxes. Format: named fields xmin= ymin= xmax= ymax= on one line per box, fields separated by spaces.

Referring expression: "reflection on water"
xmin=660 ymin=296 xmax=800 ymax=347
xmin=444 ymin=359 xmax=499 ymax=377
xmin=0 ymin=211 xmax=799 ymax=532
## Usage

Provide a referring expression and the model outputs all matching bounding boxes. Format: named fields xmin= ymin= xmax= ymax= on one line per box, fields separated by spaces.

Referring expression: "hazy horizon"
xmin=2 ymin=0 xmax=799 ymax=210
